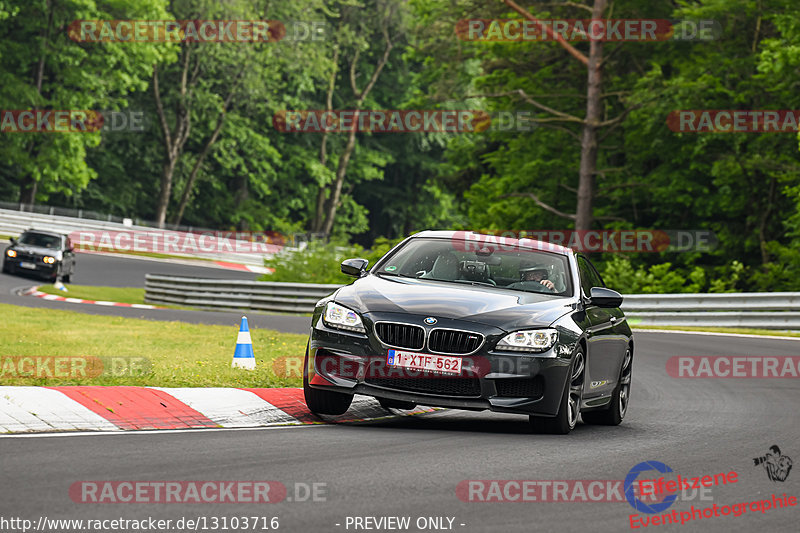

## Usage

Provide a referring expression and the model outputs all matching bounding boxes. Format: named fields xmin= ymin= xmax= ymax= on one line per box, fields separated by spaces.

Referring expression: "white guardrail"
xmin=143 ymin=275 xmax=800 ymax=329
xmin=0 ymin=206 xmax=279 ymax=266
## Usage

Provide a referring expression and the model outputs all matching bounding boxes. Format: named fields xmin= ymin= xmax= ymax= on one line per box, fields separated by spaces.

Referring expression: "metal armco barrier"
xmin=144 ymin=275 xmax=800 ymax=329
xmin=621 ymin=292 xmax=800 ymax=329
xmin=144 ymin=274 xmax=342 ymax=313
xmin=0 ymin=206 xmax=277 ymax=266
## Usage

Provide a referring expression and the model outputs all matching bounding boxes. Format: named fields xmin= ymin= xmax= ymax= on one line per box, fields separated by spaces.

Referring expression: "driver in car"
xmin=507 ymin=264 xmax=556 ymax=292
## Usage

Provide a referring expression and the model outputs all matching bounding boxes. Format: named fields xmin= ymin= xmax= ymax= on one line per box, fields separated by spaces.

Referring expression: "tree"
xmin=0 ymin=0 xmax=172 ymax=204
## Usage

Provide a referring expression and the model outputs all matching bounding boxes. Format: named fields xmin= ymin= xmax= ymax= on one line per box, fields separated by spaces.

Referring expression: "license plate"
xmin=19 ymin=262 xmax=36 ymax=269
xmin=387 ymin=349 xmax=462 ymax=375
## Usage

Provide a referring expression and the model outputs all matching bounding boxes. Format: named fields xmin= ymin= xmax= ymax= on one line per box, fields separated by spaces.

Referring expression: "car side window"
xmin=577 ymin=256 xmax=604 ymax=296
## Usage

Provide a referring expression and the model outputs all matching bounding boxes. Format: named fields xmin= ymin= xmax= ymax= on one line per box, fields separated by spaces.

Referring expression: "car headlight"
xmin=43 ymin=256 xmax=56 ymax=264
xmin=6 ymin=250 xmax=16 ymax=257
xmin=323 ymin=301 xmax=365 ymax=333
xmin=496 ymin=328 xmax=559 ymax=352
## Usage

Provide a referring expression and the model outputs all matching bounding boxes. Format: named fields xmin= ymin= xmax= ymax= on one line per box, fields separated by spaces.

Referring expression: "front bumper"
xmin=3 ymin=256 xmax=58 ymax=277
xmin=307 ymin=312 xmax=577 ymax=417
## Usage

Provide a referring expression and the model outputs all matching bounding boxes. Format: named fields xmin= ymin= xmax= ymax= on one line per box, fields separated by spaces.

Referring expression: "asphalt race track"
xmin=1 ymin=331 xmax=798 ymax=533
xmin=0 ymin=251 xmax=311 ymax=334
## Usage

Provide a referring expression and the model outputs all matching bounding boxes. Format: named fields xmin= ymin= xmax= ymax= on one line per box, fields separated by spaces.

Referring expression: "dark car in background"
xmin=2 ymin=229 xmax=76 ymax=282
xmin=304 ymin=230 xmax=633 ymax=434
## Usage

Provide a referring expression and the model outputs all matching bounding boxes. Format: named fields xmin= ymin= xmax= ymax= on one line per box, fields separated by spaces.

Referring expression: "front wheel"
xmin=530 ymin=347 xmax=584 ymax=435
xmin=582 ymin=347 xmax=632 ymax=426
xmin=303 ymin=346 xmax=353 ymax=415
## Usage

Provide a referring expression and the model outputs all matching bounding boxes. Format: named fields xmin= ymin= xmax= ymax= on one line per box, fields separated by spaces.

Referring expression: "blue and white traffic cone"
xmin=232 ymin=316 xmax=255 ymax=370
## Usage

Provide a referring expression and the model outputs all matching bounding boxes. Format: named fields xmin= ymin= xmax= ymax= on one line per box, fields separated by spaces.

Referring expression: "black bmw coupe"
xmin=304 ymin=231 xmax=633 ymax=434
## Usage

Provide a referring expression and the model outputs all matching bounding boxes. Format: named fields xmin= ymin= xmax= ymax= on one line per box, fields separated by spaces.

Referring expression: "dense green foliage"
xmin=3 ymin=0 xmax=800 ymax=291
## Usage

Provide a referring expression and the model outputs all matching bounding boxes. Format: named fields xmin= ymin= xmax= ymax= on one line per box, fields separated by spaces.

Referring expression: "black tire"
xmin=1 ymin=262 xmax=10 ymax=274
xmin=302 ymin=346 xmax=353 ymax=415
xmin=530 ymin=347 xmax=585 ymax=435
xmin=378 ymin=397 xmax=417 ymax=410
xmin=62 ymin=274 xmax=71 ymax=283
xmin=582 ymin=347 xmax=632 ymax=426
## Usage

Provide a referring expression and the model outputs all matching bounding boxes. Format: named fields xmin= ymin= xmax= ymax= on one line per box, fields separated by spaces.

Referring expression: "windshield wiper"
xmin=427 ymin=278 xmax=499 ymax=288
xmin=376 ymin=271 xmax=412 ymax=278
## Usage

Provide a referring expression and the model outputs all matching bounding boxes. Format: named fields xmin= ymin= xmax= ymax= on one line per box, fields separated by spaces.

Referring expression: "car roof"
xmin=21 ymin=229 xmax=65 ymax=239
xmin=411 ymin=230 xmax=572 ymax=256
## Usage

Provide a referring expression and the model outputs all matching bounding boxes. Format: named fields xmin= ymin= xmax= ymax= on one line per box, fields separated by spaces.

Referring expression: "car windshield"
xmin=18 ymin=232 xmax=61 ymax=249
xmin=374 ymin=237 xmax=573 ymax=296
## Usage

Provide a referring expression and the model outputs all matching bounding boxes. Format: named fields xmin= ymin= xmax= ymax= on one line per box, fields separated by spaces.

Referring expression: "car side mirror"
xmin=589 ymin=287 xmax=623 ymax=308
xmin=341 ymin=258 xmax=369 ymax=277
xmin=9 ymin=237 xmax=17 ymax=245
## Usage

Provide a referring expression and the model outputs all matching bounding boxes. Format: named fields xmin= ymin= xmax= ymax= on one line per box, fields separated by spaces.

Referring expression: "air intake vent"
xmin=366 ymin=376 xmax=481 ymax=396
xmin=494 ymin=377 xmax=544 ymax=398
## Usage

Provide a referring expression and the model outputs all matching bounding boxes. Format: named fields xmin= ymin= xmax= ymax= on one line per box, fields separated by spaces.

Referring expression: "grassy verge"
xmin=38 ymin=284 xmax=145 ymax=304
xmin=631 ymin=325 xmax=800 ymax=338
xmin=0 ymin=303 xmax=307 ymax=387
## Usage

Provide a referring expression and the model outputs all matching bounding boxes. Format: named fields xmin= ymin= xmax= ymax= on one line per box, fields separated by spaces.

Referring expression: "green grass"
xmin=38 ymin=284 xmax=146 ymax=304
xmin=631 ymin=325 xmax=800 ymax=338
xmin=0 ymin=303 xmax=307 ymax=387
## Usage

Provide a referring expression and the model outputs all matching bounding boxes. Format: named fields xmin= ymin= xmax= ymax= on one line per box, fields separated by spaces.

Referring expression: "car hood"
xmin=334 ymin=275 xmax=576 ymax=331
xmin=9 ymin=244 xmax=60 ymax=256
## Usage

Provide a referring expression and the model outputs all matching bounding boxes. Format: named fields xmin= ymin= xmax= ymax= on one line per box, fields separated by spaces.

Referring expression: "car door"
xmin=577 ymin=255 xmax=625 ymax=400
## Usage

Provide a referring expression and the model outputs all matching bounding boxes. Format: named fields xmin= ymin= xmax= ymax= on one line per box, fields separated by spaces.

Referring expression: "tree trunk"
xmin=312 ymin=46 xmax=341 ymax=233
xmin=321 ymin=122 xmax=359 ymax=235
xmin=317 ymin=8 xmax=395 ymax=236
xmin=574 ymin=0 xmax=606 ymax=231
xmin=19 ymin=177 xmax=37 ymax=205
xmin=152 ymin=47 xmax=196 ymax=227
xmin=171 ymin=69 xmax=244 ymax=226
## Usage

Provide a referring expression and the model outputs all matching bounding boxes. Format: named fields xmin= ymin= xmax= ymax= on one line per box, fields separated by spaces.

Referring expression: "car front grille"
xmin=365 ymin=375 xmax=481 ymax=396
xmin=14 ymin=252 xmax=37 ymax=262
xmin=428 ymin=329 xmax=483 ymax=354
xmin=494 ymin=377 xmax=544 ymax=398
xmin=374 ymin=322 xmax=425 ymax=350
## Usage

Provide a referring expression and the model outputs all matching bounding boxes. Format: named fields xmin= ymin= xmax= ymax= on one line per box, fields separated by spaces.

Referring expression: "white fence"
xmin=0 ymin=206 xmax=277 ymax=266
